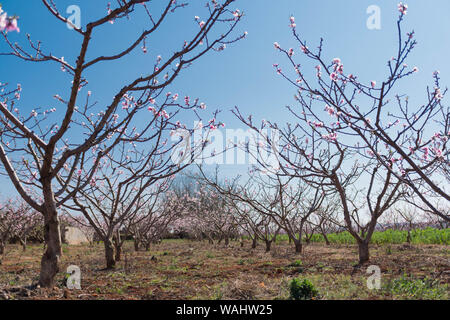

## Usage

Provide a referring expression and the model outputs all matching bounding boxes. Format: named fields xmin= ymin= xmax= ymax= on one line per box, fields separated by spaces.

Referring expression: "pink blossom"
xmin=313 ymin=121 xmax=324 ymax=128
xmin=330 ymin=72 xmax=338 ymax=82
xmin=288 ymin=48 xmax=294 ymax=57
xmin=398 ymin=2 xmax=408 ymax=15
xmin=289 ymin=16 xmax=296 ymax=28
xmin=332 ymin=58 xmax=341 ymax=65
xmin=434 ymin=88 xmax=443 ymax=101
xmin=0 ymin=10 xmax=20 ymax=33
xmin=325 ymin=105 xmax=335 ymax=116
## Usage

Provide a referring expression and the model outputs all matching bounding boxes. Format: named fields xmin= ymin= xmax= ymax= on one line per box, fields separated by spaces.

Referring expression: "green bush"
xmin=384 ymin=274 xmax=448 ymax=300
xmin=288 ymin=260 xmax=303 ymax=267
xmin=289 ymin=278 xmax=319 ymax=300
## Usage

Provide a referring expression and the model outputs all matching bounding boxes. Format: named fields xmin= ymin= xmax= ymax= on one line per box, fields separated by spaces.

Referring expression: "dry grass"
xmin=0 ymin=239 xmax=448 ymax=300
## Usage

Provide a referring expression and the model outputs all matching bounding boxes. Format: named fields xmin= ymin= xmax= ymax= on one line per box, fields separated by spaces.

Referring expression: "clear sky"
xmin=1 ymin=0 xmax=449 ymax=197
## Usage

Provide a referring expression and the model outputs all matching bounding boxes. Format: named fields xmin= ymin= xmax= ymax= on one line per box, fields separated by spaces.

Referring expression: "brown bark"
xmin=358 ymin=241 xmax=370 ymax=264
xmin=251 ymin=238 xmax=257 ymax=249
xmin=294 ymin=241 xmax=302 ymax=253
xmin=265 ymin=240 xmax=272 ymax=252
xmin=104 ymin=238 xmax=116 ymax=269
xmin=115 ymin=244 xmax=122 ymax=262
xmin=323 ymin=233 xmax=330 ymax=245
xmin=20 ymin=238 xmax=27 ymax=251
xmin=39 ymin=211 xmax=62 ymax=287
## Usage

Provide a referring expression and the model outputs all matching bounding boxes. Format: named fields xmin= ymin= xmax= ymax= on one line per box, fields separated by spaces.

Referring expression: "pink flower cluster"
xmin=322 ymin=132 xmax=337 ymax=142
xmin=289 ymin=16 xmax=296 ymax=28
xmin=0 ymin=6 xmax=20 ymax=33
xmin=398 ymin=2 xmax=408 ymax=15
xmin=330 ymin=58 xmax=344 ymax=82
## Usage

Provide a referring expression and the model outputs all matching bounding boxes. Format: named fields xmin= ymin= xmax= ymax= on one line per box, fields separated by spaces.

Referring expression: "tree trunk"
xmin=0 ymin=240 xmax=3 ymax=265
xmin=406 ymin=230 xmax=411 ymax=244
xmin=358 ymin=241 xmax=370 ymax=264
xmin=134 ymin=239 xmax=140 ymax=251
xmin=20 ymin=238 xmax=27 ymax=251
xmin=323 ymin=233 xmax=330 ymax=245
xmin=115 ymin=244 xmax=122 ymax=262
xmin=39 ymin=211 xmax=63 ymax=288
xmin=294 ymin=240 xmax=302 ymax=253
xmin=145 ymin=242 xmax=150 ymax=251
xmin=251 ymin=238 xmax=257 ymax=249
xmin=104 ymin=238 xmax=116 ymax=269
xmin=224 ymin=237 xmax=229 ymax=246
xmin=265 ymin=240 xmax=272 ymax=252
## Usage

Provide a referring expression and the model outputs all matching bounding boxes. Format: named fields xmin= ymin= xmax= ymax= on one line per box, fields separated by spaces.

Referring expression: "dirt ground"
xmin=0 ymin=239 xmax=449 ymax=300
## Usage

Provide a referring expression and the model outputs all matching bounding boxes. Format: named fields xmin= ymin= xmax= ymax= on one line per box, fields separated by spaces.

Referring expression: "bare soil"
xmin=0 ymin=240 xmax=448 ymax=300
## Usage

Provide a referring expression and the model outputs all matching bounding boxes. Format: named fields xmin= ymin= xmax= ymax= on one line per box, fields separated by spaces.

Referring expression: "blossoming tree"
xmin=270 ymin=3 xmax=449 ymax=221
xmin=231 ymin=3 xmax=440 ymax=263
xmin=0 ymin=1 xmax=244 ymax=287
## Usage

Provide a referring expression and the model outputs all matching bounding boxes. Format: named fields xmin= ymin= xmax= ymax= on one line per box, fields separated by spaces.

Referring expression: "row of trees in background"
xmin=0 ymin=198 xmax=43 ymax=262
xmin=1 ymin=170 xmax=447 ymax=269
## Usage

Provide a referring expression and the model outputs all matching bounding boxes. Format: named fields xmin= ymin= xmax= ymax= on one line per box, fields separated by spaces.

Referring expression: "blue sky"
xmin=1 ymin=0 xmax=449 ymax=196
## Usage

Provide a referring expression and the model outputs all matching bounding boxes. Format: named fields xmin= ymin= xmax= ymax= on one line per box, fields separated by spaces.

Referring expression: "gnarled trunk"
xmin=358 ymin=241 xmax=370 ymax=264
xmin=104 ymin=238 xmax=116 ymax=269
xmin=39 ymin=211 xmax=62 ymax=287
